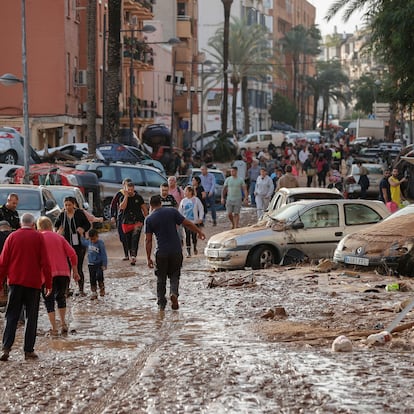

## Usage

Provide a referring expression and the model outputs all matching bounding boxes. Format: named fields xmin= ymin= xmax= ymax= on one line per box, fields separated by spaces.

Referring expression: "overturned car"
xmin=334 ymin=204 xmax=414 ymax=275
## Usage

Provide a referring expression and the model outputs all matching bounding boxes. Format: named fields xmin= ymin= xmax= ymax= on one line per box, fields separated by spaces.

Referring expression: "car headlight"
xmin=223 ymin=239 xmax=237 ymax=249
xmin=336 ymin=237 xmax=347 ymax=252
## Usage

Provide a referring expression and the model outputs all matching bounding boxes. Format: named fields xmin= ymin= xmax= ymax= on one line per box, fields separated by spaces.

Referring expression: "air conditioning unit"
xmin=77 ymin=70 xmax=87 ymax=86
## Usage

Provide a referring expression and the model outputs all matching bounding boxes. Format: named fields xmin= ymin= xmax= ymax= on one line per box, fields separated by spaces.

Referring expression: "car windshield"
xmin=47 ymin=188 xmax=74 ymax=207
xmin=268 ymin=202 xmax=305 ymax=222
xmin=0 ymin=190 xmax=41 ymax=210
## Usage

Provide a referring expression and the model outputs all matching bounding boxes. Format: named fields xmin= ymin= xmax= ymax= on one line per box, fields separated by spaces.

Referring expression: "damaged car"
xmin=333 ymin=204 xmax=414 ymax=275
xmin=205 ymin=199 xmax=389 ymax=270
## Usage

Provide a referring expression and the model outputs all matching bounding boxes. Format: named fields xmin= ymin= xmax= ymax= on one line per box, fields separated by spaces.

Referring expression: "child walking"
xmin=178 ymin=186 xmax=204 ymax=257
xmin=83 ymin=229 xmax=108 ymax=299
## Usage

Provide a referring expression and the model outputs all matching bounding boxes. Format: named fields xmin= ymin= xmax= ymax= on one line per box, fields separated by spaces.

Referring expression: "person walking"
xmin=379 ymin=169 xmax=392 ymax=205
xmin=37 ymin=216 xmax=79 ymax=336
xmin=316 ymin=154 xmax=329 ymax=188
xmin=192 ymin=176 xmax=207 ymax=215
xmin=0 ymin=213 xmax=52 ymax=361
xmin=199 ymin=165 xmax=217 ymax=226
xmin=221 ymin=166 xmax=248 ymax=229
xmin=160 ymin=182 xmax=178 ymax=208
xmin=167 ymin=175 xmax=185 ymax=206
xmin=389 ymin=167 xmax=407 ymax=208
xmin=0 ymin=193 xmax=20 ymax=230
xmin=247 ymin=159 xmax=260 ymax=207
xmin=82 ymin=228 xmax=108 ymax=299
xmin=254 ymin=167 xmax=274 ymax=219
xmin=0 ymin=220 xmax=11 ymax=307
xmin=119 ymin=181 xmax=148 ymax=266
xmin=145 ymin=195 xmax=205 ymax=311
xmin=357 ymin=162 xmax=370 ymax=199
xmin=55 ymin=196 xmax=91 ymax=296
xmin=178 ymin=186 xmax=204 ymax=257
xmin=276 ymin=165 xmax=299 ymax=191
xmin=303 ymin=154 xmax=317 ymax=187
xmin=110 ymin=178 xmax=132 ymax=261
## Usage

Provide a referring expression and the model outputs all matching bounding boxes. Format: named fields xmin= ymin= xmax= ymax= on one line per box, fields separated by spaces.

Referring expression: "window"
xmin=97 ymin=166 xmax=117 ymax=182
xmin=177 ymin=2 xmax=186 ymax=16
xmin=345 ymin=204 xmax=383 ymax=226
xmin=263 ymin=134 xmax=272 ymax=142
xmin=121 ymin=167 xmax=144 ymax=186
xmin=301 ymin=205 xmax=339 ymax=228
xmin=145 ymin=169 xmax=166 ymax=187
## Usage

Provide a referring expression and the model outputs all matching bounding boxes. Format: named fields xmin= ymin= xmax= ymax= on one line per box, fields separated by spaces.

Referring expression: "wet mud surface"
xmin=1 ymin=208 xmax=414 ymax=413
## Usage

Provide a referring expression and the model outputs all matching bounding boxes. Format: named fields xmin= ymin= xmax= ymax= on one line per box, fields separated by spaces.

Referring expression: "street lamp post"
xmin=0 ymin=0 xmax=30 ymax=183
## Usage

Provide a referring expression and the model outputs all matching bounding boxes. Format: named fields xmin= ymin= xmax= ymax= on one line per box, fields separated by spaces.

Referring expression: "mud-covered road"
xmin=1 ymin=208 xmax=414 ymax=413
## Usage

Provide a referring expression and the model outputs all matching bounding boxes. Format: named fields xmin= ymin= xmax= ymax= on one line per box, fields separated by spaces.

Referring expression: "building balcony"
xmin=177 ymin=18 xmax=192 ymax=39
xmin=123 ymin=0 xmax=154 ymax=19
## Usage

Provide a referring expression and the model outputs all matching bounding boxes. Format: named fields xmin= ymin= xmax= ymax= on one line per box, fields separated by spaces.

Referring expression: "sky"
xmin=308 ymin=0 xmax=366 ymax=36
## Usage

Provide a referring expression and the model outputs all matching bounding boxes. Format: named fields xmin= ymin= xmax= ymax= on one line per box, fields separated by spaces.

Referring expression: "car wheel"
xmin=1 ymin=151 xmax=18 ymax=164
xmin=103 ymin=199 xmax=112 ymax=221
xmin=250 ymin=246 xmax=277 ymax=269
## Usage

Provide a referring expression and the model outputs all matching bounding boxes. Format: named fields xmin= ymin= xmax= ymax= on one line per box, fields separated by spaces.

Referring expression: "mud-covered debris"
xmin=331 ymin=335 xmax=353 ymax=352
xmin=313 ymin=258 xmax=337 ymax=273
xmin=260 ymin=306 xmax=288 ymax=320
xmin=207 ymin=274 xmax=256 ymax=288
xmin=394 ymin=298 xmax=414 ymax=313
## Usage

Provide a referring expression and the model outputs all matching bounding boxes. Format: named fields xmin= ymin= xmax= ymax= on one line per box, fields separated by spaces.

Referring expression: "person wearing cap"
xmin=0 ymin=213 xmax=52 ymax=361
xmin=0 ymin=193 xmax=20 ymax=231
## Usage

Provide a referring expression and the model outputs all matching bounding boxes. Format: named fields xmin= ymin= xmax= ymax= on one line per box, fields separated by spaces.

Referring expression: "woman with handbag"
xmin=119 ymin=181 xmax=148 ymax=266
xmin=55 ymin=196 xmax=91 ymax=296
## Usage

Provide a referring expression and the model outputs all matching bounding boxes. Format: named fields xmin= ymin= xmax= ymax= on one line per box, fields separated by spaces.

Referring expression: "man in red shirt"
xmin=0 ymin=213 xmax=52 ymax=361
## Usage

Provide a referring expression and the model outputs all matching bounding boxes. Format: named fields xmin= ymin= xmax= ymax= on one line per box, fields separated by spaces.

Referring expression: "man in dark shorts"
xmin=145 ymin=195 xmax=205 ymax=311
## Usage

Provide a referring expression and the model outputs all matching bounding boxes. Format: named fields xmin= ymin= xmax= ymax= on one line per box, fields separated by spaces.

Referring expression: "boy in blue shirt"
xmin=83 ymin=229 xmax=108 ymax=299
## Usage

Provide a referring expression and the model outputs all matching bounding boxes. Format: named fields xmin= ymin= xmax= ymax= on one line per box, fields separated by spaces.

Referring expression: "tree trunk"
xmin=87 ymin=0 xmax=97 ymax=154
xmin=231 ymin=78 xmax=239 ymax=134
xmin=312 ymin=92 xmax=319 ymax=130
xmin=242 ymin=76 xmax=249 ymax=135
xmin=104 ymin=0 xmax=122 ymax=142
xmin=221 ymin=0 xmax=233 ymax=136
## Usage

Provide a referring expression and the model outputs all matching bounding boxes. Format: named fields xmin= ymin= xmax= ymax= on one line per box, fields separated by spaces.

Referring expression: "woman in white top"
xmin=178 ymin=186 xmax=204 ymax=257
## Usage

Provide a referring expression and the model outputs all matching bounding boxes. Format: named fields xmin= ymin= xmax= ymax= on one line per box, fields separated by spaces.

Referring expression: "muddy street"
xmin=1 ymin=208 xmax=414 ymax=413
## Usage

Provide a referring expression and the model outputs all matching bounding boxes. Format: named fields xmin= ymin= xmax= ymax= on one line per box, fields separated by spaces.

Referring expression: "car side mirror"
xmin=291 ymin=221 xmax=304 ymax=230
xmin=45 ymin=199 xmax=56 ymax=211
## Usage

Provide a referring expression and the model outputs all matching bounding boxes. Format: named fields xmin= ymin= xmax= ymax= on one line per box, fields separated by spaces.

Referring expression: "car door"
xmin=289 ymin=203 xmax=343 ymax=259
xmin=96 ymin=165 xmax=119 ymax=200
xmin=342 ymin=202 xmax=384 ymax=235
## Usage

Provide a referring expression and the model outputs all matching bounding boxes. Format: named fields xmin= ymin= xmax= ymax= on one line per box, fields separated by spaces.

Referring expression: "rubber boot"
xmin=98 ymin=282 xmax=105 ymax=297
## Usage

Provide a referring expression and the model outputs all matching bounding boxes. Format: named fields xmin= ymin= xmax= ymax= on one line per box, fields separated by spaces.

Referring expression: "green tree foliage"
xmin=206 ymin=17 xmax=274 ymax=135
xmin=268 ymin=93 xmax=297 ymax=127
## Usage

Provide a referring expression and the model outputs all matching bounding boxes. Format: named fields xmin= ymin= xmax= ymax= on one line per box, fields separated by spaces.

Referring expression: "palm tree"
xmin=316 ymin=60 xmax=349 ymax=131
xmin=280 ymin=25 xmax=321 ymax=129
xmin=104 ymin=0 xmax=122 ymax=142
xmin=86 ymin=0 xmax=97 ymax=153
xmin=207 ymin=18 xmax=273 ymax=134
xmin=220 ymin=0 xmax=233 ymax=136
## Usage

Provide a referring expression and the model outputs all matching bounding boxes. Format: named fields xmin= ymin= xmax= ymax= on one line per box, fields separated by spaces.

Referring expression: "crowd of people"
xmin=0 ymin=134 xmax=409 ymax=362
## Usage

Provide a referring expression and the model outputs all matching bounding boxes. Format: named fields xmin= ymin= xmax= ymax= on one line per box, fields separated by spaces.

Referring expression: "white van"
xmin=238 ymin=130 xmax=285 ymax=152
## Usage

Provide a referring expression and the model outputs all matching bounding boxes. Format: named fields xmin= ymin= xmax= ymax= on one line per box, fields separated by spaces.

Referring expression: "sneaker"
xmin=24 ymin=352 xmax=39 ymax=360
xmin=170 ymin=294 xmax=179 ymax=310
xmin=48 ymin=329 xmax=59 ymax=337
xmin=61 ymin=323 xmax=68 ymax=335
xmin=90 ymin=292 xmax=98 ymax=300
xmin=130 ymin=257 xmax=136 ymax=266
xmin=0 ymin=350 xmax=9 ymax=361
xmin=194 ymin=248 xmax=198 ymax=255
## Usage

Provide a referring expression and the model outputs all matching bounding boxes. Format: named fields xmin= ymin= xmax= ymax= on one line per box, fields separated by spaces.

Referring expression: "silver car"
xmin=205 ymin=199 xmax=390 ymax=270
xmin=0 ymin=184 xmax=61 ymax=223
xmin=76 ymin=161 xmax=167 ymax=219
xmin=0 ymin=127 xmax=41 ymax=165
